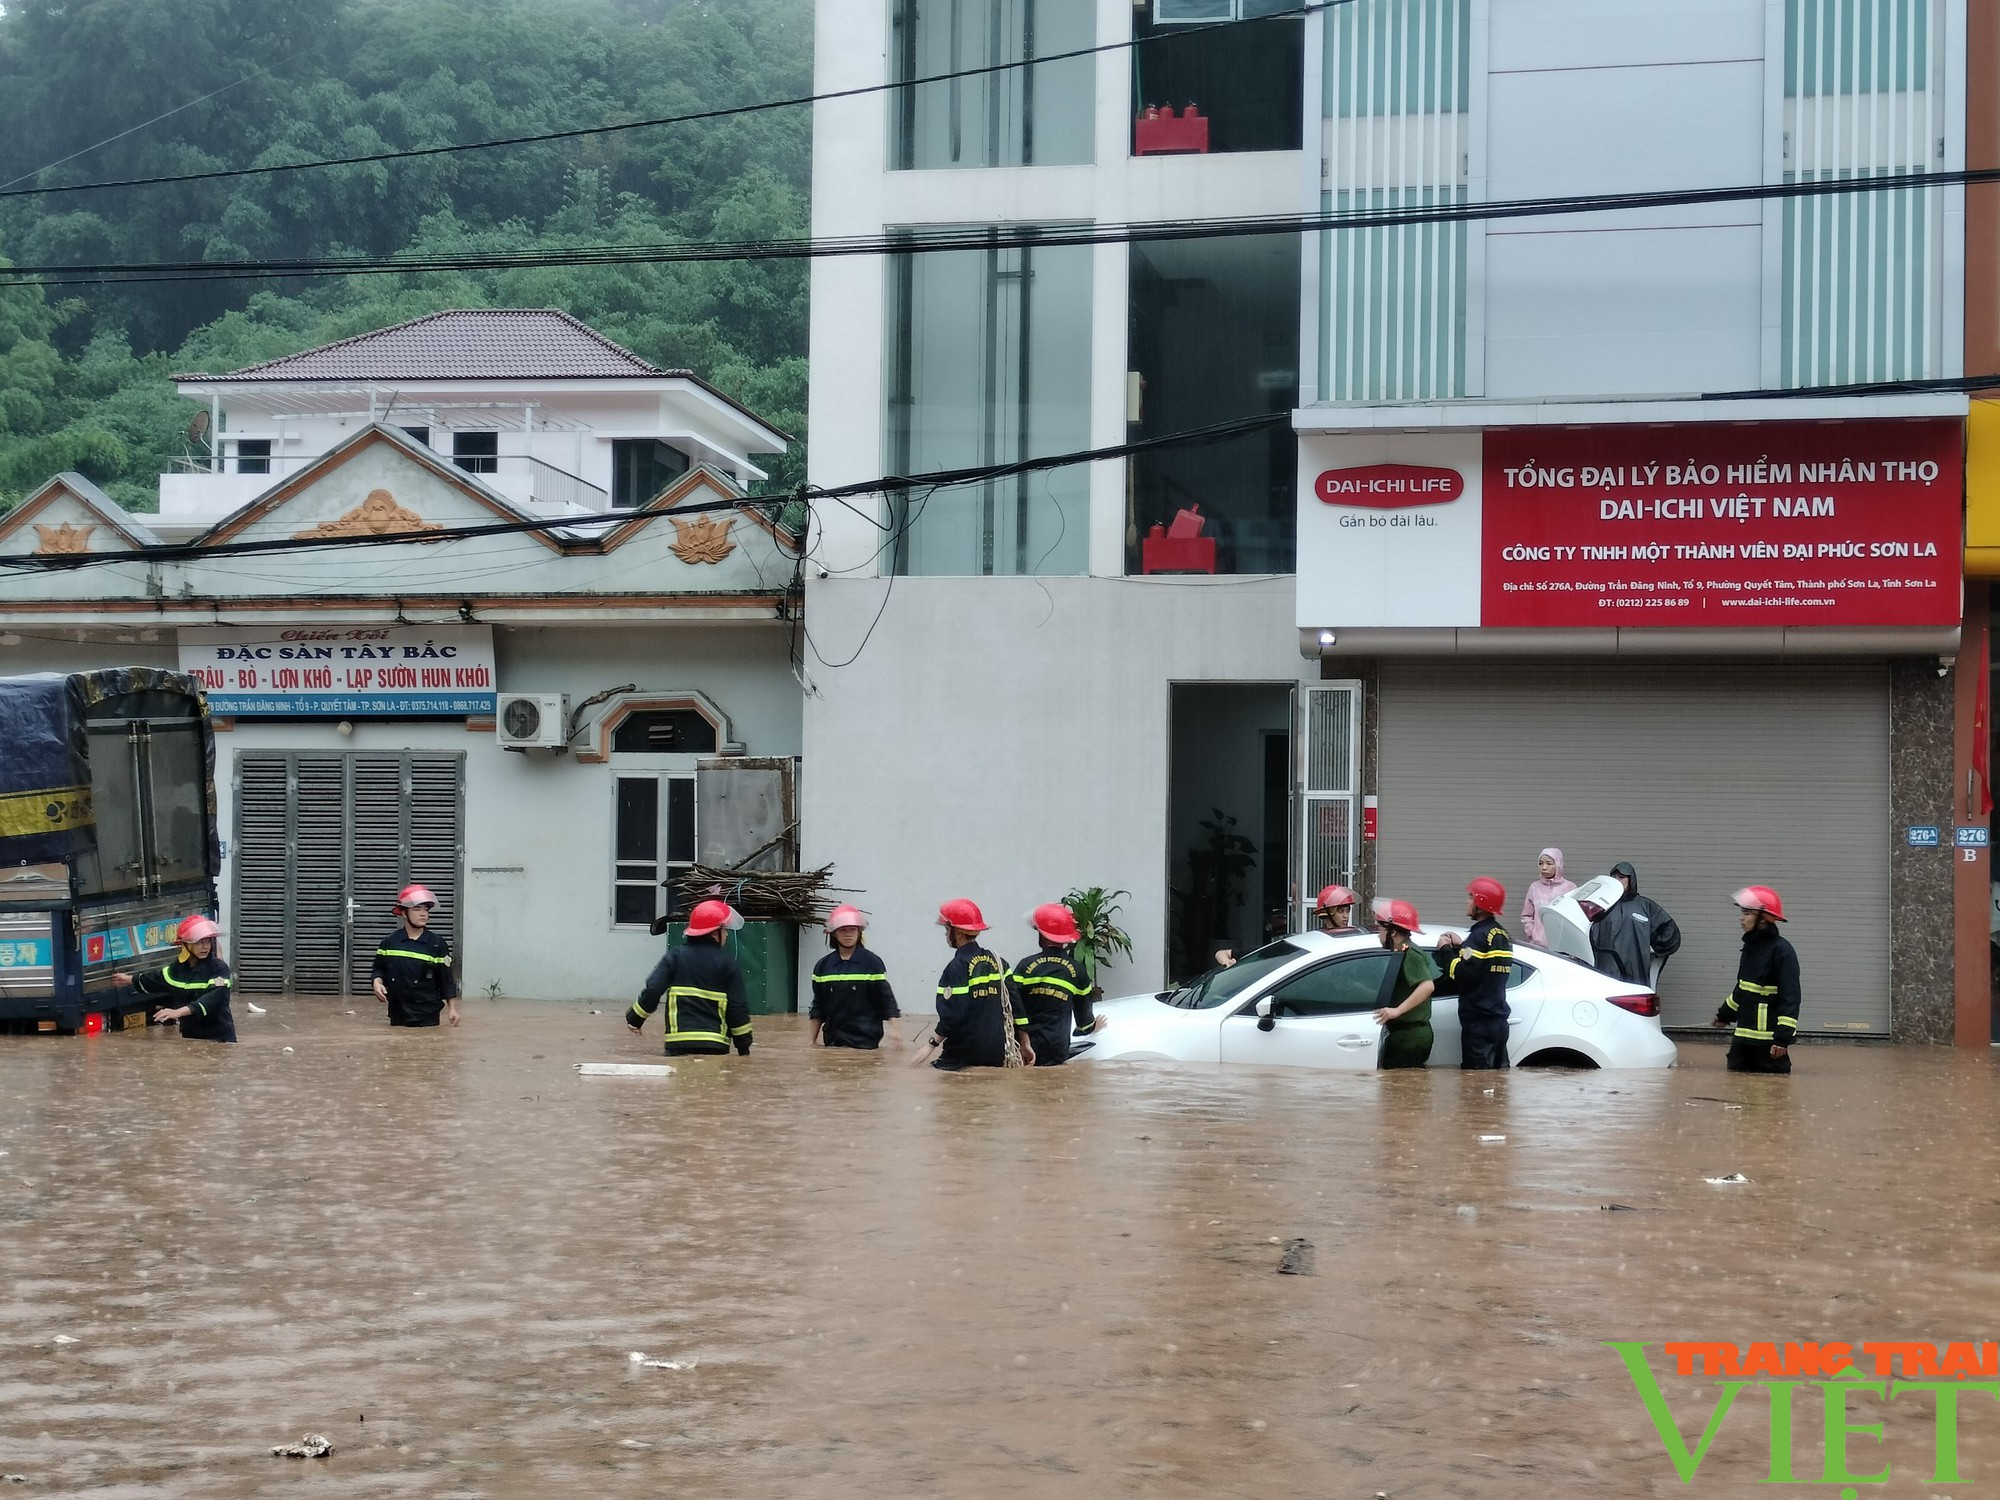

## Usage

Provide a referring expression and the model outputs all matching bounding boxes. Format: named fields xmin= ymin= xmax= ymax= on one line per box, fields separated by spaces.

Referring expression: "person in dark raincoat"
xmin=1589 ymin=861 xmax=1681 ymax=985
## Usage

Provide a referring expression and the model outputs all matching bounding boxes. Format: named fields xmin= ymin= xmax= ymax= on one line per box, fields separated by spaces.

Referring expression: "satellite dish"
xmin=186 ymin=409 xmax=211 ymax=446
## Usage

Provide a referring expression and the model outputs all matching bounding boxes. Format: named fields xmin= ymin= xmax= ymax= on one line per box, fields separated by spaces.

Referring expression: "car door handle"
xmin=1336 ymin=1035 xmax=1372 ymax=1049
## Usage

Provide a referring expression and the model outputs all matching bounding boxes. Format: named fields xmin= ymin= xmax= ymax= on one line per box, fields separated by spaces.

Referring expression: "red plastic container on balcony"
xmin=1140 ymin=505 xmax=1218 ymax=574
xmin=1134 ymin=105 xmax=1211 ymax=156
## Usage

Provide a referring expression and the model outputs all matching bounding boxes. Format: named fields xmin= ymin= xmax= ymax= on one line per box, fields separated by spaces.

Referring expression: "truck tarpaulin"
xmin=0 ymin=668 xmax=214 ymax=867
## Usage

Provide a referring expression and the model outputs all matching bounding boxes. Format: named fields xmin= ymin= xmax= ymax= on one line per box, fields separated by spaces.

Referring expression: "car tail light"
xmin=1608 ymin=992 xmax=1660 ymax=1018
xmin=82 ymin=1012 xmax=106 ymax=1035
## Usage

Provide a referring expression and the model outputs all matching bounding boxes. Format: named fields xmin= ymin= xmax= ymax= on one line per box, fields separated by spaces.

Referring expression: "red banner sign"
xmin=1316 ymin=464 xmax=1464 ymax=508
xmin=1482 ymin=422 xmax=1962 ymax=628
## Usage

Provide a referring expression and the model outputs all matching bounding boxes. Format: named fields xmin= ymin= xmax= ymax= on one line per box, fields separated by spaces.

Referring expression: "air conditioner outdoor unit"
xmin=497 ymin=693 xmax=568 ymax=751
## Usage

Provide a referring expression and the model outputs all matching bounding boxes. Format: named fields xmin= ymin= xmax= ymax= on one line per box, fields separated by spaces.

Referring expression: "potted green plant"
xmin=1062 ymin=886 xmax=1134 ymax=997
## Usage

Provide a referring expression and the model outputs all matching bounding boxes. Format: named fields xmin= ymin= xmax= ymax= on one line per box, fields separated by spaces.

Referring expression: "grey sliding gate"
xmin=232 ymin=751 xmax=465 ymax=995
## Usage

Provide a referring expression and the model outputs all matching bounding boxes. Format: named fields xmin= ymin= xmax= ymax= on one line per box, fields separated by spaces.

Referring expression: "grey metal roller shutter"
xmin=232 ymin=750 xmax=464 ymax=997
xmin=1375 ymin=660 xmax=1889 ymax=1035
xmin=231 ymin=755 xmax=292 ymax=994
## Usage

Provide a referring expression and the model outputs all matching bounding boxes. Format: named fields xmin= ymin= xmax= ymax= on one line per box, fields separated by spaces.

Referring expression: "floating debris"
xmin=1276 ymin=1238 xmax=1315 ymax=1276
xmin=628 ymin=1351 xmax=698 ymax=1370
xmin=246 ymin=1002 xmax=268 ymax=1015
xmin=1478 ymin=1134 xmax=1507 ymax=1144
xmin=1703 ymin=1173 xmax=1752 ymax=1186
xmin=271 ymin=1434 xmax=334 ymax=1459
xmin=580 ymin=1062 xmax=674 ymax=1078
xmin=1601 ymin=1204 xmax=1637 ymax=1212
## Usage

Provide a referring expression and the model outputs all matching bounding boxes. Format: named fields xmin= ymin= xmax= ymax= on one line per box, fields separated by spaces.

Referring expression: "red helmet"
xmin=825 ymin=904 xmax=868 ymax=932
xmin=1467 ymin=877 xmax=1506 ymax=916
xmin=1732 ymin=885 xmax=1786 ymax=921
xmin=1031 ymin=903 xmax=1081 ymax=944
xmin=394 ymin=884 xmax=437 ymax=911
xmin=1372 ymin=897 xmax=1421 ymax=932
xmin=1314 ymin=884 xmax=1358 ymax=912
xmin=177 ymin=914 xmax=220 ymax=946
xmin=684 ymin=899 xmax=743 ymax=938
xmin=937 ymin=898 xmax=988 ymax=933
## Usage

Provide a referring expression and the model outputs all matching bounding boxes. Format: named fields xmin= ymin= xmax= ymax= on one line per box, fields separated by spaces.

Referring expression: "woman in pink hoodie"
xmin=1520 ymin=848 xmax=1576 ymax=947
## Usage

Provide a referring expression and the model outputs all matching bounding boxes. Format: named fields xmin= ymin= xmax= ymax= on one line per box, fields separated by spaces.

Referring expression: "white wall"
xmin=1482 ymin=0 xmax=1768 ymax=395
xmin=0 ymin=625 xmax=799 ymax=1004
xmin=797 ymin=576 xmax=1314 ymax=1010
xmin=215 ymin=624 xmax=801 ymax=1002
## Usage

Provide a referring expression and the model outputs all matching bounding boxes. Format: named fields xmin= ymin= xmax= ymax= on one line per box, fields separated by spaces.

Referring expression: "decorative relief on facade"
xmin=295 ymin=489 xmax=441 ymax=540
xmin=668 ymin=513 xmax=737 ymax=564
xmin=32 ymin=522 xmax=95 ymax=555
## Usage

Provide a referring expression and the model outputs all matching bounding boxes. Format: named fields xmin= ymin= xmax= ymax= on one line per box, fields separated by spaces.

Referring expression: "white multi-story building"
xmin=804 ymin=0 xmax=1973 ymax=1041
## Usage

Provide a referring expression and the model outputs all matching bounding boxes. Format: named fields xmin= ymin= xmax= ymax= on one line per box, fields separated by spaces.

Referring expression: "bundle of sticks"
xmin=668 ymin=863 xmax=837 ymax=924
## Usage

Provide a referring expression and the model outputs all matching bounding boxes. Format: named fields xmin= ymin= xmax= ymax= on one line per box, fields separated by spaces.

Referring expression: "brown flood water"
xmin=2 ymin=1002 xmax=1998 ymax=1498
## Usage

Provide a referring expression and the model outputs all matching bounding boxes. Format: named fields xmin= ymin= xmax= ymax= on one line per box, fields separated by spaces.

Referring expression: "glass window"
xmin=453 ymin=431 xmax=499 ymax=474
xmin=1132 ymin=4 xmax=1304 ymax=156
xmin=885 ymin=231 xmax=1090 ymax=576
xmin=236 ymin=439 xmax=271 ymax=476
xmin=1127 ymin=234 xmax=1299 ymax=575
xmin=397 ymin=425 xmax=431 ymax=448
xmin=1164 ymin=939 xmax=1305 ymax=1008
xmin=611 ymin=439 xmax=692 ymax=509
xmin=1264 ymin=951 xmax=1396 ymax=1015
xmin=890 ymin=0 xmax=1094 ymax=170
xmin=612 ymin=774 xmax=696 ymax=928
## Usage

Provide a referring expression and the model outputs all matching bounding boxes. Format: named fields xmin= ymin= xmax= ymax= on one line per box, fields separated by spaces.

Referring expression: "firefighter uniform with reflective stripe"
xmin=133 ymin=950 xmax=236 ymax=1043
xmin=373 ymin=926 xmax=458 ymax=1027
xmin=810 ymin=945 xmax=900 ymax=1049
xmin=1446 ymin=915 xmax=1513 ymax=1071
xmin=933 ymin=942 xmax=1008 ymax=1070
xmin=629 ymin=936 xmax=751 ymax=1056
xmin=1010 ymin=947 xmax=1090 ymax=1066
xmin=1715 ymin=921 xmax=1802 ymax=1073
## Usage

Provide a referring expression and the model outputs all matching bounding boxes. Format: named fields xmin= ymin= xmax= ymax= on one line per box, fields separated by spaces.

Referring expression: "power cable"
xmin=0 ymin=411 xmax=1286 ymax=573
xmin=1 ymin=164 xmax=1985 ymax=291
xmin=0 ymin=53 xmax=303 ymax=192
xmin=0 ymin=3 xmax=1338 ymax=202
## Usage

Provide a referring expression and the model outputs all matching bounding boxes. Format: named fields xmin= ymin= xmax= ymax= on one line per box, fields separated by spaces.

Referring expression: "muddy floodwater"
xmin=4 ymin=1002 xmax=1999 ymax=1497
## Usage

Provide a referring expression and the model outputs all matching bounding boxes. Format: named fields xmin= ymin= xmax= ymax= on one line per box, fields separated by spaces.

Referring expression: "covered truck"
xmin=0 ymin=668 xmax=220 ymax=1034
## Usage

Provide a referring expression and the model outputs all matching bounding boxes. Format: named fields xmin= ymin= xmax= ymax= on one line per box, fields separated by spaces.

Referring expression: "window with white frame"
xmin=613 ymin=774 xmax=696 ymax=927
xmin=1154 ymin=0 xmax=1304 ymax=21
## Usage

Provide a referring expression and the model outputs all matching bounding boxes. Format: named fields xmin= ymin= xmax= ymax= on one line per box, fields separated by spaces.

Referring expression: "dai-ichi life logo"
xmin=1609 ymin=1339 xmax=2000 ymax=1488
xmin=1314 ymin=464 xmax=1463 ymax=524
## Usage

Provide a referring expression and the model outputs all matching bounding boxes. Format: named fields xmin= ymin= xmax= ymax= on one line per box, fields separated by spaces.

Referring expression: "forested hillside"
xmin=0 ymin=0 xmax=811 ymax=510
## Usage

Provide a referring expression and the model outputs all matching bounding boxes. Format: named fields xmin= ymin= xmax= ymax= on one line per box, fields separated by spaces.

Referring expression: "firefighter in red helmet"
xmin=1712 ymin=885 xmax=1801 ymax=1073
xmin=628 ymin=899 xmax=752 ymax=1057
xmin=810 ymin=905 xmax=901 ymax=1050
xmin=1435 ymin=876 xmax=1515 ymax=1070
xmin=374 ymin=884 xmax=460 ymax=1028
xmin=925 ymin=899 xmax=1030 ymax=1069
xmin=1314 ymin=885 xmax=1362 ymax=936
xmin=1009 ymin=903 xmax=1090 ymax=1066
xmin=114 ymin=913 xmax=235 ymax=1042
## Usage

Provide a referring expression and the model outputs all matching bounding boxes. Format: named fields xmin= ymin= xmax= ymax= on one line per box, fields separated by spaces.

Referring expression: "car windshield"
xmin=1163 ymin=941 xmax=1308 ymax=1010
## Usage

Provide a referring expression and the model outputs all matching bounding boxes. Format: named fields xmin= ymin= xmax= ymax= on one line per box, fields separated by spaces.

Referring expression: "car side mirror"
xmin=1255 ymin=996 xmax=1276 ymax=1032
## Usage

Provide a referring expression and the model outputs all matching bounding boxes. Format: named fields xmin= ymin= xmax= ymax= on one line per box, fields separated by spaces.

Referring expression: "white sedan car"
xmin=1077 ymin=928 xmax=1677 ymax=1071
